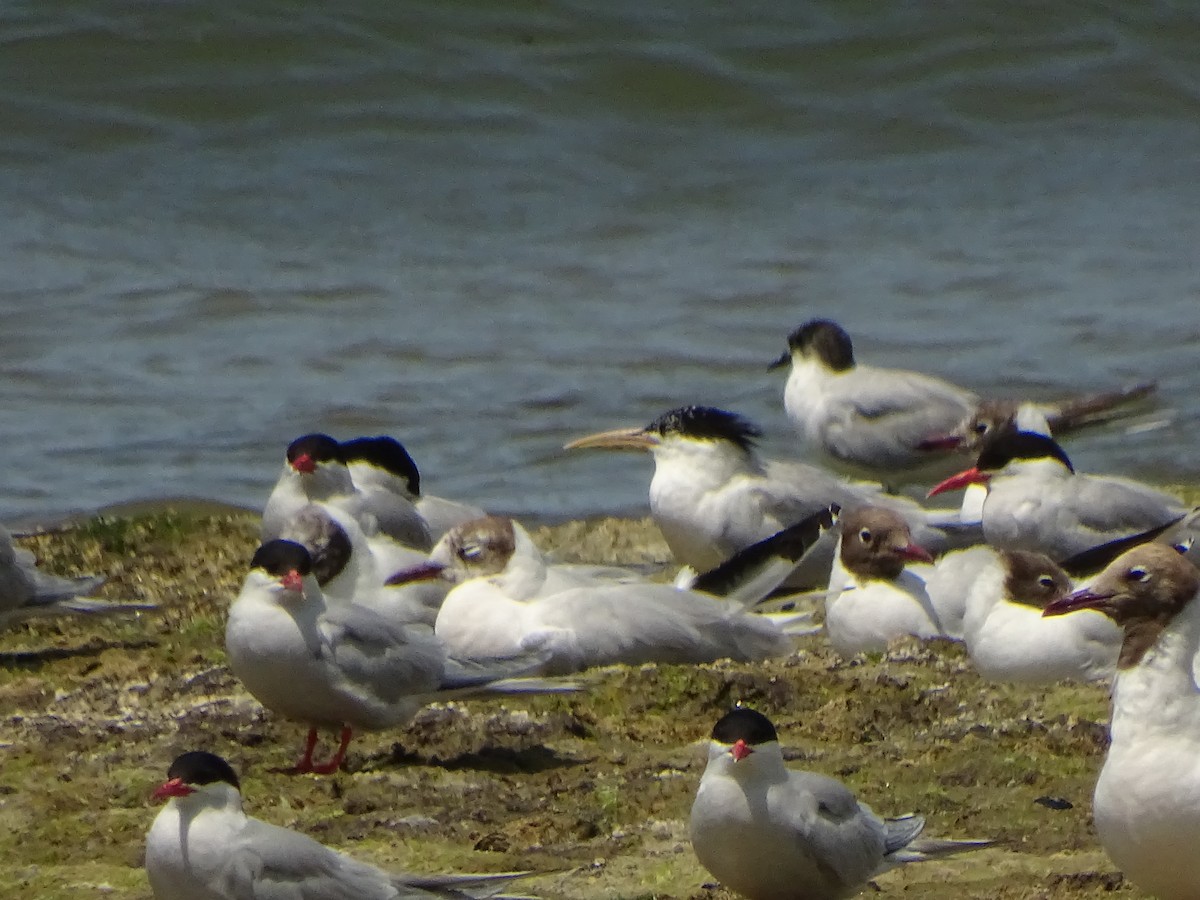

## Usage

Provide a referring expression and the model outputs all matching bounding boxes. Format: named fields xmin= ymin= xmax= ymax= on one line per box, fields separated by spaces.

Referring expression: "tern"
xmin=689 ymin=707 xmax=990 ymax=900
xmin=1043 ymin=544 xmax=1200 ymax=899
xmin=769 ymin=318 xmax=1157 ymax=481
xmin=341 ymin=436 xmax=486 ymax=541
xmin=225 ymin=540 xmax=577 ymax=774
xmin=928 ymin=429 xmax=1197 ymax=563
xmin=262 ymin=433 xmax=433 ymax=552
xmin=0 ymin=525 xmax=155 ymax=630
xmin=387 ymin=510 xmax=838 ymax=674
xmin=565 ymin=405 xmax=967 ymax=590
xmin=146 ymin=750 xmax=541 ymax=899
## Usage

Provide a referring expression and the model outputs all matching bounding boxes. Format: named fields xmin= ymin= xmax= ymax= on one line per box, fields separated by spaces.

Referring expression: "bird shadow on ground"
xmin=0 ymin=637 xmax=157 ymax=671
xmin=377 ymin=743 xmax=590 ymax=775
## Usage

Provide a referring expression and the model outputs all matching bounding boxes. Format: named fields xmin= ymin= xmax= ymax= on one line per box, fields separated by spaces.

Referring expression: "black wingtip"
xmin=1058 ymin=514 xmax=1187 ymax=578
xmin=689 ymin=504 xmax=839 ymax=597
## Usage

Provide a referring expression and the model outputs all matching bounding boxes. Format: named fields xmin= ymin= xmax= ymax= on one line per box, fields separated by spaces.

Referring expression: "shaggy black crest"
xmin=786 ymin=319 xmax=855 ymax=371
xmin=711 ymin=707 xmax=778 ymax=746
xmin=340 ymin=436 xmax=421 ymax=496
xmin=166 ymin=751 xmax=240 ymax=790
xmin=645 ymin=406 xmax=762 ymax=452
xmin=250 ymin=539 xmax=313 ymax=577
xmin=286 ymin=433 xmax=344 ymax=465
xmin=976 ymin=430 xmax=1074 ymax=473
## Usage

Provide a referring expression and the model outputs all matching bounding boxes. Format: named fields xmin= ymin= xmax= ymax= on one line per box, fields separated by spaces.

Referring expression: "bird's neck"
xmin=1111 ymin=601 xmax=1200 ymax=745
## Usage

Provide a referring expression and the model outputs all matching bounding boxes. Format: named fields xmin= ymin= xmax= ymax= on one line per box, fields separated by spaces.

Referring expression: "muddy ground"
xmin=0 ymin=509 xmax=1154 ymax=898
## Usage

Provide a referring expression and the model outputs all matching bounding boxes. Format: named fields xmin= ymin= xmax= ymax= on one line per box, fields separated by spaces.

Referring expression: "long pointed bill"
xmin=1043 ymin=589 xmax=1115 ymax=618
xmin=927 ymin=467 xmax=990 ymax=498
xmin=385 ymin=561 xmax=446 ymax=586
xmin=730 ymin=739 xmax=752 ymax=761
xmin=563 ymin=427 xmax=660 ymax=452
xmin=897 ymin=543 xmax=934 ymax=564
xmin=152 ymin=778 xmax=195 ymax=801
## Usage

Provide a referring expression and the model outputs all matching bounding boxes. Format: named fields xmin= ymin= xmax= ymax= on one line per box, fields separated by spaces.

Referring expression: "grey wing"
xmin=760 ymin=461 xmax=919 ymax=526
xmin=821 ymin=370 xmax=975 ymax=467
xmin=0 ymin=533 xmax=33 ymax=613
xmin=319 ymin=604 xmax=446 ymax=705
xmin=538 ymin=586 xmax=777 ymax=667
xmin=776 ymin=772 xmax=889 ymax=889
xmin=0 ymin=525 xmax=105 ymax=607
xmin=217 ymin=819 xmax=398 ymax=900
xmin=756 ymin=462 xmax=851 ymax=518
xmin=1066 ymin=478 xmax=1183 ymax=549
xmin=366 ymin=494 xmax=434 ymax=553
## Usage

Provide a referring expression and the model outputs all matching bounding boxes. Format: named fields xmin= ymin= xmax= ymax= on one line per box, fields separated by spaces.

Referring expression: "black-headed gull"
xmin=1043 ymin=544 xmax=1200 ymax=899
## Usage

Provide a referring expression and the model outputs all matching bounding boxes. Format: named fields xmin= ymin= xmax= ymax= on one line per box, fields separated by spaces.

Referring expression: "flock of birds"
xmin=5 ymin=317 xmax=1200 ymax=899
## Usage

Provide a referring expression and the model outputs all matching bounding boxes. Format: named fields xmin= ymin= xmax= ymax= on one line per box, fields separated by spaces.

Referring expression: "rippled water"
xmin=3 ymin=1 xmax=1199 ymax=526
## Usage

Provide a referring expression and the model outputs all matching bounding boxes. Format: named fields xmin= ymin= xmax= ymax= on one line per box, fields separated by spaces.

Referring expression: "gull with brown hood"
xmin=1042 ymin=544 xmax=1200 ymax=899
xmin=822 ymin=506 xmax=947 ymax=656
xmin=387 ymin=510 xmax=839 ymax=675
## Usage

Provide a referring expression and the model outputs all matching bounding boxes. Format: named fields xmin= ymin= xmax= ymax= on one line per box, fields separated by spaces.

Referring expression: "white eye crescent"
xmin=1127 ymin=566 xmax=1151 ymax=583
xmin=858 ymin=528 xmax=872 ymax=542
xmin=458 ymin=543 xmax=485 ymax=562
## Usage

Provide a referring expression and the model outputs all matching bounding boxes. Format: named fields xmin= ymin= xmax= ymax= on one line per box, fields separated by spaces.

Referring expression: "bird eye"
xmin=1037 ymin=575 xmax=1056 ymax=590
xmin=458 ymin=543 xmax=485 ymax=562
xmin=974 ymin=421 xmax=989 ymax=435
xmin=858 ymin=528 xmax=872 ymax=543
xmin=1126 ymin=566 xmax=1151 ymax=583
xmin=1174 ymin=537 xmax=1195 ymax=555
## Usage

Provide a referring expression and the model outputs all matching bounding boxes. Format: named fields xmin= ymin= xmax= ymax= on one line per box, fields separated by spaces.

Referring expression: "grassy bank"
xmin=0 ymin=507 xmax=1168 ymax=898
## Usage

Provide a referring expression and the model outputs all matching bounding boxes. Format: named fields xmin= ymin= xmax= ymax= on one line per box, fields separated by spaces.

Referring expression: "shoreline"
xmin=0 ymin=506 xmax=1168 ymax=899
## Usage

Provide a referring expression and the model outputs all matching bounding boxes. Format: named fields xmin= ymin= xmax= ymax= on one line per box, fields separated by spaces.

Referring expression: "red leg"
xmin=291 ymin=728 xmax=320 ymax=774
xmin=311 ymin=726 xmax=353 ymax=775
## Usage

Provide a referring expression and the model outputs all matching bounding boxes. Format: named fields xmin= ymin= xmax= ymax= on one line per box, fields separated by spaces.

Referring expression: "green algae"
xmin=0 ymin=509 xmax=1157 ymax=898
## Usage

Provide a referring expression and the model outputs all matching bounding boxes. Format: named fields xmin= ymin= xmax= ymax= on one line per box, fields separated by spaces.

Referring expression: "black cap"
xmin=711 ymin=707 xmax=778 ymax=745
xmin=977 ymin=430 xmax=1074 ymax=473
xmin=250 ymin=539 xmax=313 ymax=577
xmin=646 ymin=406 xmax=762 ymax=452
xmin=286 ymin=433 xmax=344 ymax=465
xmin=166 ymin=751 xmax=240 ymax=790
xmin=785 ymin=319 xmax=854 ymax=371
xmin=340 ymin=436 xmax=421 ymax=497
